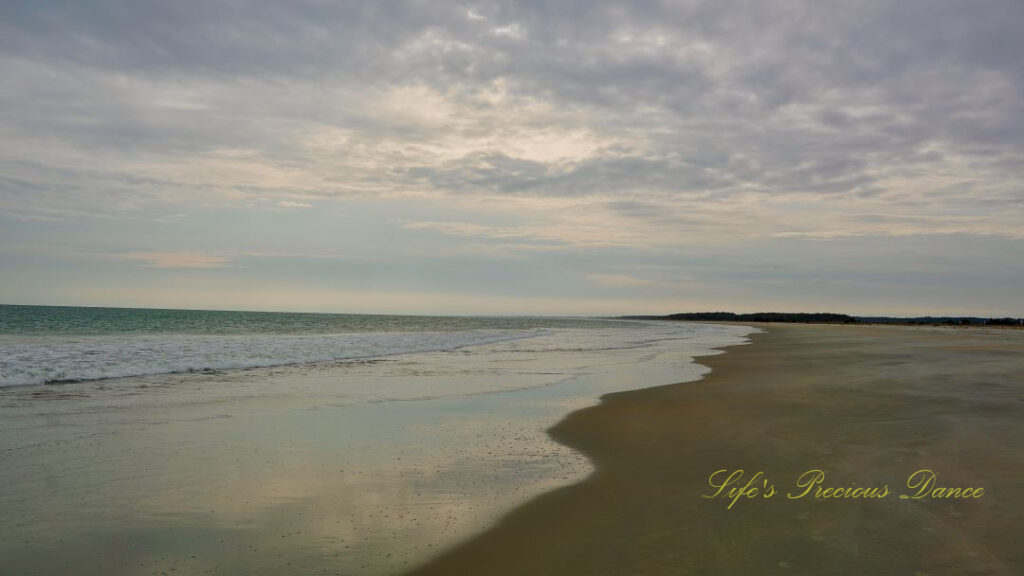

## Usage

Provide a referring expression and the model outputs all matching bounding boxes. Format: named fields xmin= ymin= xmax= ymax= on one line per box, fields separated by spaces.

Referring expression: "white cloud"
xmin=491 ymin=24 xmax=524 ymax=39
xmin=586 ymin=273 xmax=658 ymax=287
xmin=123 ymin=252 xmax=230 ymax=269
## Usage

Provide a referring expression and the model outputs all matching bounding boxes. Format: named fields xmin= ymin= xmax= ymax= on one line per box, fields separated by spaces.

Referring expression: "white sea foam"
xmin=0 ymin=330 xmax=545 ymax=388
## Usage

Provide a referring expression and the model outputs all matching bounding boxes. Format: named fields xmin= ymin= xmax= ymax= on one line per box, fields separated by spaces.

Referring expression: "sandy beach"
xmin=405 ymin=323 xmax=1024 ymax=576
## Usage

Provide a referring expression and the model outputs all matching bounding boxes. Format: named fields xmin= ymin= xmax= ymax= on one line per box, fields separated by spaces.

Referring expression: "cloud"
xmin=1 ymin=1 xmax=1022 ymax=314
xmin=123 ymin=252 xmax=230 ymax=269
xmin=2 ymin=1 xmax=1018 ymax=231
xmin=586 ymin=273 xmax=658 ymax=287
xmin=402 ymin=214 xmax=656 ymax=249
xmin=404 ymin=221 xmax=522 ymax=238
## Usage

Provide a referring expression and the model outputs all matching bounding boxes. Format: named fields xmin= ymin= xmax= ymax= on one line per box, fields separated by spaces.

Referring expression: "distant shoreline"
xmin=623 ymin=311 xmax=1023 ymax=327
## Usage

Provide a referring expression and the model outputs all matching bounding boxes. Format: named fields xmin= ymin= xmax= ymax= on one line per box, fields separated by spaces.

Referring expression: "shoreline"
xmin=403 ymin=323 xmax=1024 ymax=576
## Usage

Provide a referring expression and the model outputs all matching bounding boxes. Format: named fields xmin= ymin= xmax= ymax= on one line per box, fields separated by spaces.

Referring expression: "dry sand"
xmin=404 ymin=323 xmax=1024 ymax=576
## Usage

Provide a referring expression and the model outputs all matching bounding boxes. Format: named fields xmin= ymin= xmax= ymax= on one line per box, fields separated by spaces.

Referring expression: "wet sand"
xmin=405 ymin=324 xmax=1024 ymax=576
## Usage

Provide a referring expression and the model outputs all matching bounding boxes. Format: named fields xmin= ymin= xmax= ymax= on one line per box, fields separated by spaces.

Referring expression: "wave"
xmin=0 ymin=330 xmax=546 ymax=388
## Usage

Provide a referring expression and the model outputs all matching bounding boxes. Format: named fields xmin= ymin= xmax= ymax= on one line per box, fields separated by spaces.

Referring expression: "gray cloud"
xmin=2 ymin=1 xmax=1022 ymax=248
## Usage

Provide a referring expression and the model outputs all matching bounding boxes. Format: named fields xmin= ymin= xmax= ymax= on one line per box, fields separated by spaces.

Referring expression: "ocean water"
xmin=0 ymin=305 xmax=755 ymax=575
xmin=0 ymin=305 xmax=618 ymax=387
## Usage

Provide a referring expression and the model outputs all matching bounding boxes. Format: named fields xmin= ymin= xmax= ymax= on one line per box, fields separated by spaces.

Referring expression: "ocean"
xmin=0 ymin=305 xmax=754 ymax=575
xmin=0 ymin=305 xmax=622 ymax=388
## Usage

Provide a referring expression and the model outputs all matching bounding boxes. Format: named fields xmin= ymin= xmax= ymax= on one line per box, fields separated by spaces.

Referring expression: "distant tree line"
xmin=638 ymin=312 xmax=858 ymax=324
xmin=985 ymin=317 xmax=1024 ymax=326
xmin=858 ymin=316 xmax=1024 ymax=326
xmin=622 ymin=312 xmax=1022 ymax=326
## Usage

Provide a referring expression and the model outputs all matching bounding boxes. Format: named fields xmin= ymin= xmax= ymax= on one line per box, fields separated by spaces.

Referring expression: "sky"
xmin=1 ymin=0 xmax=1022 ymax=316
